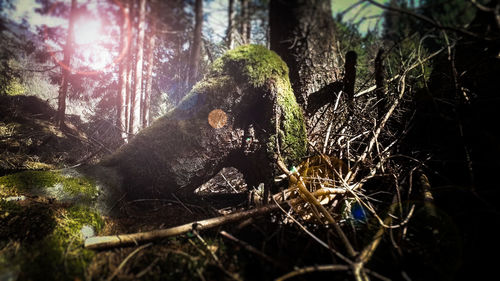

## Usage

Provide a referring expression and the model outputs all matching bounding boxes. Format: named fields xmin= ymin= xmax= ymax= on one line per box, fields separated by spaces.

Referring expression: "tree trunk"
xmin=188 ymin=0 xmax=203 ymax=88
xmin=117 ymin=0 xmax=131 ymax=140
xmin=269 ymin=0 xmax=340 ymax=107
xmin=142 ymin=20 xmax=156 ymax=128
xmin=226 ymin=0 xmax=235 ymax=49
xmin=240 ymin=0 xmax=249 ymax=44
xmin=125 ymin=46 xmax=133 ymax=138
xmin=129 ymin=0 xmax=147 ymax=135
xmin=56 ymin=0 xmax=77 ymax=128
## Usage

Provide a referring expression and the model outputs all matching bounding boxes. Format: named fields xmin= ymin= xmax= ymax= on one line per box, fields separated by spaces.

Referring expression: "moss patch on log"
xmin=210 ymin=44 xmax=289 ymax=87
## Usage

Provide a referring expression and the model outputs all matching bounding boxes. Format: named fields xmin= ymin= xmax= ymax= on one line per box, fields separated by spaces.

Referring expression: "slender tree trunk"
xmin=129 ymin=0 xmax=147 ymax=135
xmin=117 ymin=0 xmax=130 ymax=140
xmin=240 ymin=0 xmax=249 ymax=44
xmin=188 ymin=0 xmax=203 ymax=88
xmin=125 ymin=47 xmax=133 ymax=137
xmin=142 ymin=20 xmax=156 ymax=128
xmin=245 ymin=1 xmax=251 ymax=43
xmin=56 ymin=0 xmax=77 ymax=128
xmin=226 ymin=0 xmax=235 ymax=49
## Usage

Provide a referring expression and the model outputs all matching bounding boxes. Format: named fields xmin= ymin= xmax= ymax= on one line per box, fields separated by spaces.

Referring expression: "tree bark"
xmin=269 ymin=0 xmax=340 ymax=107
xmin=125 ymin=46 xmax=133 ymax=138
xmin=142 ymin=20 xmax=156 ymax=128
xmin=129 ymin=0 xmax=147 ymax=135
xmin=117 ymin=0 xmax=130 ymax=140
xmin=188 ymin=0 xmax=203 ymax=88
xmin=240 ymin=0 xmax=249 ymax=44
xmin=56 ymin=0 xmax=77 ymax=128
xmin=226 ymin=0 xmax=236 ymax=49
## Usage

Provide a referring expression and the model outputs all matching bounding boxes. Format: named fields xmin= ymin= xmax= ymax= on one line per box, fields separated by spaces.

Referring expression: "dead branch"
xmin=355 ymin=46 xmax=445 ymax=98
xmin=346 ymin=74 xmax=407 ymax=183
xmin=276 ymin=159 xmax=358 ymax=258
xmin=85 ymin=204 xmax=280 ymax=250
xmin=375 ymin=48 xmax=386 ymax=120
xmin=275 ymin=264 xmax=350 ymax=281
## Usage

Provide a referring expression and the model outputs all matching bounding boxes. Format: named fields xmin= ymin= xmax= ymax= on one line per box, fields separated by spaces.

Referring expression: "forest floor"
xmin=0 ymin=95 xmax=333 ymax=281
xmin=2 ymin=94 xmax=496 ymax=281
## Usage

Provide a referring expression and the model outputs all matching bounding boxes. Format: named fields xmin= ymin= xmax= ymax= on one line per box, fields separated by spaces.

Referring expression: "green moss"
xmin=0 ymin=202 xmax=105 ymax=281
xmin=210 ymin=44 xmax=289 ymax=88
xmin=211 ymin=45 xmax=307 ymax=166
xmin=23 ymin=205 xmax=103 ymax=280
xmin=274 ymin=78 xmax=307 ymax=166
xmin=0 ymin=170 xmax=99 ymax=200
xmin=213 ymin=45 xmax=307 ymax=166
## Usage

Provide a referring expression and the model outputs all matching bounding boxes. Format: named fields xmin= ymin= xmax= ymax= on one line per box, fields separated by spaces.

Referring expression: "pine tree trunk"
xmin=269 ymin=0 xmax=340 ymax=107
xmin=56 ymin=0 xmax=77 ymax=128
xmin=188 ymin=0 xmax=203 ymax=88
xmin=240 ymin=0 xmax=249 ymax=44
xmin=142 ymin=21 xmax=156 ymax=128
xmin=125 ymin=48 xmax=133 ymax=138
xmin=117 ymin=0 xmax=130 ymax=140
xmin=129 ymin=0 xmax=147 ymax=135
xmin=226 ymin=0 xmax=235 ymax=49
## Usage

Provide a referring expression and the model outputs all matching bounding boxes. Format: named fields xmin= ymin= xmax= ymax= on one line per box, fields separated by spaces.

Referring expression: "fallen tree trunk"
xmin=93 ymin=45 xmax=307 ymax=200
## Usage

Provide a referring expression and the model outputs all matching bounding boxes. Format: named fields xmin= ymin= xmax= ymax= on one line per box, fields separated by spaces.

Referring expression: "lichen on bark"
xmin=104 ymin=45 xmax=307 ymax=197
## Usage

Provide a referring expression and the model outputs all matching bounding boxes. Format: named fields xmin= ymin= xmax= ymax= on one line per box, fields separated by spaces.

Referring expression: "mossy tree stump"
xmin=104 ymin=45 xmax=307 ymax=198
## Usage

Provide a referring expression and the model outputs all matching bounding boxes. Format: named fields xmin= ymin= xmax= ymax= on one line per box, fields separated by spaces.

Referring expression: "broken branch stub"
xmin=102 ymin=45 xmax=307 ymax=198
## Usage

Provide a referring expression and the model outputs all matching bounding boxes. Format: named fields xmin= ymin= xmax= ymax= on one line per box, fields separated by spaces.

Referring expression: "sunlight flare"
xmin=73 ymin=17 xmax=101 ymax=45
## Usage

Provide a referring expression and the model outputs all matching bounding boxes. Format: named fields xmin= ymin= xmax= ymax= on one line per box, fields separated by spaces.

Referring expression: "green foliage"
xmin=381 ymin=1 xmax=434 ymax=89
xmin=4 ymin=77 xmax=26 ymax=96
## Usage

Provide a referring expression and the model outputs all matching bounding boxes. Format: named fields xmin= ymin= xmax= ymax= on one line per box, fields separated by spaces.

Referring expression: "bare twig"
xmin=275 ymin=264 xmax=350 ymax=281
xmin=220 ymin=230 xmax=286 ymax=269
xmin=85 ymin=204 xmax=280 ymax=249
xmin=276 ymin=159 xmax=357 ymax=258
xmin=364 ymin=0 xmax=496 ymax=40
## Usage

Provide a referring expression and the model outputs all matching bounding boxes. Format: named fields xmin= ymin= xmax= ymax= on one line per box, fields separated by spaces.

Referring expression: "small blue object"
xmin=351 ymin=202 xmax=367 ymax=221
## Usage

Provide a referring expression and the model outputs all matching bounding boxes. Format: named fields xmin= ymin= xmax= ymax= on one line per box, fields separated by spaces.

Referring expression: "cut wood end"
xmin=84 ymin=235 xmax=121 ymax=249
